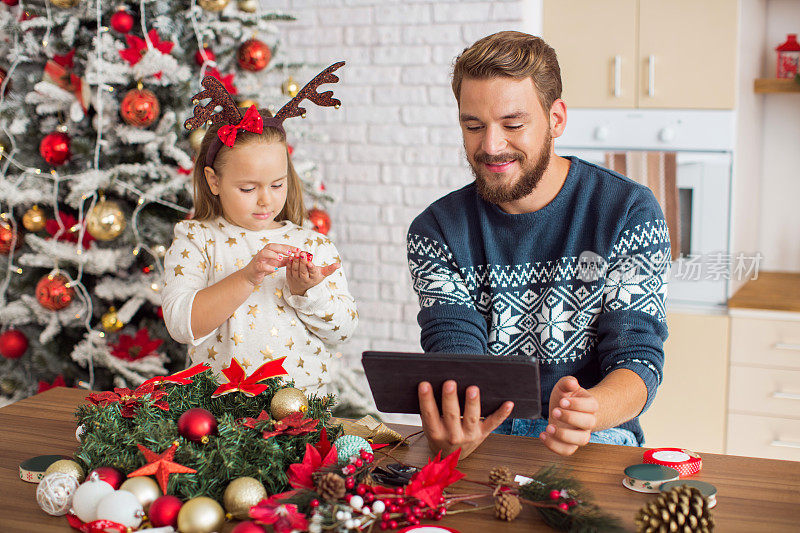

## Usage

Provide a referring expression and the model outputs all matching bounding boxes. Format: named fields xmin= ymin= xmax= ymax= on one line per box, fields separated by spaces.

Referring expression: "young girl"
xmin=162 ymin=68 xmax=357 ymax=393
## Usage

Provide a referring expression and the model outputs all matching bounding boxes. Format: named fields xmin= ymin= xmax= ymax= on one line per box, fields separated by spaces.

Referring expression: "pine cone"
xmin=635 ymin=485 xmax=715 ymax=533
xmin=489 ymin=466 xmax=514 ymax=486
xmin=315 ymin=472 xmax=346 ymax=502
xmin=494 ymin=492 xmax=522 ymax=521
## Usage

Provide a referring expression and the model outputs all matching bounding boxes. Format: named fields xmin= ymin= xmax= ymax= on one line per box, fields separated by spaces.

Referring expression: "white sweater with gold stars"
xmin=161 ymin=217 xmax=358 ymax=393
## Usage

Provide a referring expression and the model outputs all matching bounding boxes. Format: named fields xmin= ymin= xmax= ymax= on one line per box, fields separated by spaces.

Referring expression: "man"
xmin=407 ymin=31 xmax=669 ymax=458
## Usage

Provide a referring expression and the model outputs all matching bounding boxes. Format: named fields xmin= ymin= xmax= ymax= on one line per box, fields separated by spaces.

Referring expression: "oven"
xmin=555 ymin=110 xmax=735 ymax=308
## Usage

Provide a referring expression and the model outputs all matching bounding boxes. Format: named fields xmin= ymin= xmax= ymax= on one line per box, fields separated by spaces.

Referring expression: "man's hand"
xmin=418 ymin=380 xmax=513 ymax=460
xmin=541 ymin=376 xmax=599 ymax=456
xmin=286 ymin=251 xmax=340 ymax=296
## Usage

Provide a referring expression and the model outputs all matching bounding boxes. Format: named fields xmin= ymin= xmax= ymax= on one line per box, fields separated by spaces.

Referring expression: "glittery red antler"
xmin=183 ymin=75 xmax=242 ymax=131
xmin=274 ymin=61 xmax=345 ymax=122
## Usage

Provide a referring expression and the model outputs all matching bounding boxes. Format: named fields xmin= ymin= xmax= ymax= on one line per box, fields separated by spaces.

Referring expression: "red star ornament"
xmin=128 ymin=443 xmax=196 ymax=494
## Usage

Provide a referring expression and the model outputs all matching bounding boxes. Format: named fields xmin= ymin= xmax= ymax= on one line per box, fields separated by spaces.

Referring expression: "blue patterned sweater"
xmin=406 ymin=157 xmax=670 ymax=443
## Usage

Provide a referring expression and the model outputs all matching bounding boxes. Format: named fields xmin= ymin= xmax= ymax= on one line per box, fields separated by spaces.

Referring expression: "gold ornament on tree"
xmin=119 ymin=476 xmax=162 ymax=510
xmin=270 ymin=387 xmax=309 ymax=420
xmin=101 ymin=307 xmax=124 ymax=332
xmin=44 ymin=460 xmax=85 ymax=483
xmin=237 ymin=98 xmax=258 ymax=109
xmin=86 ymin=198 xmax=125 ymax=241
xmin=22 ymin=205 xmax=46 ymax=232
xmin=177 ymin=496 xmax=225 ymax=533
xmin=635 ymin=485 xmax=715 ymax=533
xmin=51 ymin=0 xmax=81 ymax=7
xmin=188 ymin=128 xmax=206 ymax=153
xmin=282 ymin=76 xmax=300 ymax=98
xmin=198 ymin=0 xmax=229 ymax=12
xmin=237 ymin=0 xmax=257 ymax=13
xmin=222 ymin=477 xmax=267 ymax=519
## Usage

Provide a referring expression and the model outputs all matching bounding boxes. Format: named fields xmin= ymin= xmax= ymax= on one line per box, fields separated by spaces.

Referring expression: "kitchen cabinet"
xmin=638 ymin=312 xmax=730 ymax=454
xmin=542 ymin=0 xmax=738 ymax=109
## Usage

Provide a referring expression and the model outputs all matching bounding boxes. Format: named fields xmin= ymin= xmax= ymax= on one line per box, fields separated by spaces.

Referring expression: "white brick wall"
xmin=274 ymin=0 xmax=531 ymax=367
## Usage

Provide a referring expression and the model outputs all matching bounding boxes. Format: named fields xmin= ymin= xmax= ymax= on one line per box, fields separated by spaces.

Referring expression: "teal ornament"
xmin=334 ymin=435 xmax=371 ymax=465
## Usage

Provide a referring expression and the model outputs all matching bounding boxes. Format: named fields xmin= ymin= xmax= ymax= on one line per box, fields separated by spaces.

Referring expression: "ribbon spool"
xmin=19 ymin=455 xmax=69 ymax=483
xmin=623 ymin=463 xmax=680 ymax=493
xmin=643 ymin=448 xmax=703 ymax=478
xmin=660 ymin=480 xmax=718 ymax=509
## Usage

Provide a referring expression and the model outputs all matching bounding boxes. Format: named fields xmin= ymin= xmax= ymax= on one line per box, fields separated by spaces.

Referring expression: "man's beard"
xmin=470 ymin=132 xmax=552 ymax=205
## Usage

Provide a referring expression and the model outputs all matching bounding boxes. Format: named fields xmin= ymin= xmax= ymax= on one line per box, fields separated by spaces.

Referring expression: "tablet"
xmin=361 ymin=351 xmax=541 ymax=419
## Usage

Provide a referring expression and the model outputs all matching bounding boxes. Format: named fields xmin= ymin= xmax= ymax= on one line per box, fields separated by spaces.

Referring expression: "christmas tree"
xmin=0 ymin=0 xmax=337 ymax=406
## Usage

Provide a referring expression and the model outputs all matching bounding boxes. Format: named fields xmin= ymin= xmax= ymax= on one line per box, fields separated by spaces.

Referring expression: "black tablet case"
xmin=361 ymin=351 xmax=541 ymax=420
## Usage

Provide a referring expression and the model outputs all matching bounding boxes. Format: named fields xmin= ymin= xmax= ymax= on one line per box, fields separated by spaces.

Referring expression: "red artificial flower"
xmin=239 ymin=410 xmax=271 ymax=429
xmin=405 ymin=449 xmax=465 ymax=508
xmin=206 ymin=67 xmax=238 ymax=95
xmin=37 ymin=375 xmax=66 ymax=394
xmin=119 ymin=29 xmax=174 ymax=67
xmin=315 ymin=427 xmax=332 ymax=458
xmin=110 ymin=328 xmax=163 ymax=362
xmin=87 ymin=381 xmax=168 ymax=418
xmin=211 ymin=357 xmax=287 ymax=397
xmin=45 ymin=212 xmax=95 ymax=249
xmin=286 ymin=443 xmax=337 ymax=490
xmin=262 ymin=412 xmax=318 ymax=439
xmin=250 ymin=492 xmax=308 ymax=533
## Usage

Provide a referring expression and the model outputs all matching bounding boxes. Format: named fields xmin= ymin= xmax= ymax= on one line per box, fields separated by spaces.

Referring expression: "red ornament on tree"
xmin=0 ymin=66 xmax=11 ymax=96
xmin=120 ymin=88 xmax=160 ymax=127
xmin=39 ymin=131 xmax=71 ymax=166
xmin=35 ymin=273 xmax=75 ymax=310
xmin=149 ymin=495 xmax=183 ymax=528
xmin=110 ymin=8 xmax=134 ymax=33
xmin=231 ymin=522 xmax=267 ymax=533
xmin=194 ymin=46 xmax=216 ymax=66
xmin=307 ymin=208 xmax=331 ymax=235
xmin=1 ymin=0 xmax=19 ymax=6
xmin=88 ymin=466 xmax=125 ymax=489
xmin=0 ymin=329 xmax=28 ymax=359
xmin=177 ymin=408 xmax=218 ymax=443
xmin=0 ymin=221 xmax=22 ymax=254
xmin=237 ymin=39 xmax=271 ymax=71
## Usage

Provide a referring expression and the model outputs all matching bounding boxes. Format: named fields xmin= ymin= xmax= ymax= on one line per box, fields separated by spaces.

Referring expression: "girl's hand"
xmin=286 ymin=251 xmax=341 ymax=296
xmin=242 ymin=244 xmax=298 ymax=287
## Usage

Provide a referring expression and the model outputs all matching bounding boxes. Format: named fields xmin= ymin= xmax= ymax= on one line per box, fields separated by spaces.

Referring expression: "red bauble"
xmin=177 ymin=408 xmax=217 ymax=443
xmin=39 ymin=132 xmax=71 ymax=166
xmin=35 ymin=273 xmax=75 ymax=311
xmin=120 ymin=88 xmax=160 ymax=128
xmin=88 ymin=466 xmax=124 ymax=489
xmin=231 ymin=522 xmax=267 ymax=533
xmin=194 ymin=47 xmax=216 ymax=66
xmin=0 ymin=329 xmax=28 ymax=359
xmin=0 ymin=66 xmax=11 ymax=96
xmin=110 ymin=9 xmax=134 ymax=33
xmin=2 ymin=0 xmax=19 ymax=6
xmin=307 ymin=208 xmax=331 ymax=235
xmin=149 ymin=495 xmax=183 ymax=528
xmin=237 ymin=39 xmax=271 ymax=72
xmin=0 ymin=222 xmax=22 ymax=254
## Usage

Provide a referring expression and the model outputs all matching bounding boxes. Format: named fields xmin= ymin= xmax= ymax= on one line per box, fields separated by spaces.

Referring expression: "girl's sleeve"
xmin=283 ymin=236 xmax=358 ymax=346
xmin=161 ymin=222 xmax=214 ymax=346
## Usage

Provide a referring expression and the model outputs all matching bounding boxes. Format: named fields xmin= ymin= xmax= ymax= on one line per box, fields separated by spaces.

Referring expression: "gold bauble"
xmin=198 ymin=0 xmax=229 ymax=12
xmin=22 ymin=205 xmax=46 ymax=232
xmin=237 ymin=0 xmax=258 ymax=13
xmin=44 ymin=460 xmax=85 ymax=483
xmin=51 ymin=0 xmax=80 ymax=7
xmin=189 ymin=128 xmax=206 ymax=153
xmin=119 ymin=476 xmax=162 ymax=510
xmin=177 ymin=496 xmax=225 ymax=533
xmin=223 ymin=477 xmax=267 ymax=519
xmin=237 ymin=99 xmax=258 ymax=109
xmin=101 ymin=307 xmax=123 ymax=332
xmin=282 ymin=77 xmax=300 ymax=98
xmin=270 ymin=387 xmax=309 ymax=420
xmin=86 ymin=199 xmax=125 ymax=241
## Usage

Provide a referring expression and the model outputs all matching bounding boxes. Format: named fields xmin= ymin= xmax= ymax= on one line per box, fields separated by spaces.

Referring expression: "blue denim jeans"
xmin=493 ymin=418 xmax=641 ymax=446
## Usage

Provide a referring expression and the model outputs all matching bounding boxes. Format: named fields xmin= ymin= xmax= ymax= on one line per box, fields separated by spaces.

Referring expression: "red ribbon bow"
xmin=141 ymin=362 xmax=211 ymax=388
xmin=217 ymin=105 xmax=263 ymax=147
xmin=211 ymin=356 xmax=288 ymax=397
xmin=66 ymin=514 xmax=129 ymax=533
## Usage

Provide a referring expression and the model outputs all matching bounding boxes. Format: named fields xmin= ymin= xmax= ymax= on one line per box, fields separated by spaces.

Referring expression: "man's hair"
xmin=452 ymin=31 xmax=562 ymax=113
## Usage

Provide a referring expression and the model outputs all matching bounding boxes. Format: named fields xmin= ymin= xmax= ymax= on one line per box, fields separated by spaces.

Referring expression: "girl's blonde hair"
xmin=191 ymin=117 xmax=305 ymax=226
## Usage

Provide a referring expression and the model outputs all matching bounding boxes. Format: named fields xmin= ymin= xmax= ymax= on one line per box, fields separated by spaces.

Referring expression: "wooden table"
xmin=2 ymin=388 xmax=799 ymax=532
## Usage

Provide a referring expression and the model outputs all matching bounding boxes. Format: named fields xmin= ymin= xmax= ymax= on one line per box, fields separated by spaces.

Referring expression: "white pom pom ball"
xmin=95 ymin=490 xmax=144 ymax=528
xmin=36 ymin=472 xmax=80 ymax=516
xmin=71 ymin=475 xmax=115 ymax=523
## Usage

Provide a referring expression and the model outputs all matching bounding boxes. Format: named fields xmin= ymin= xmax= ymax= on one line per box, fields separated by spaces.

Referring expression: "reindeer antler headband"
xmin=184 ymin=61 xmax=345 ymax=168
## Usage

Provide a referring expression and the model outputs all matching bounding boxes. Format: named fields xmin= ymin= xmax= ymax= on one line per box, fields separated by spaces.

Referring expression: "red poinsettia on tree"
xmin=37 ymin=375 xmax=66 ymax=393
xmin=206 ymin=67 xmax=237 ymax=95
xmin=86 ymin=381 xmax=168 ymax=418
xmin=119 ymin=29 xmax=174 ymax=66
xmin=110 ymin=328 xmax=162 ymax=362
xmin=45 ymin=212 xmax=95 ymax=249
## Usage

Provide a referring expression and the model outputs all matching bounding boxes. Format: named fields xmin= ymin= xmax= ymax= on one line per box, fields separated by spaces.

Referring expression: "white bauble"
xmin=36 ymin=472 xmax=80 ymax=516
xmin=95 ymin=490 xmax=144 ymax=528
xmin=71 ymin=477 xmax=115 ymax=523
